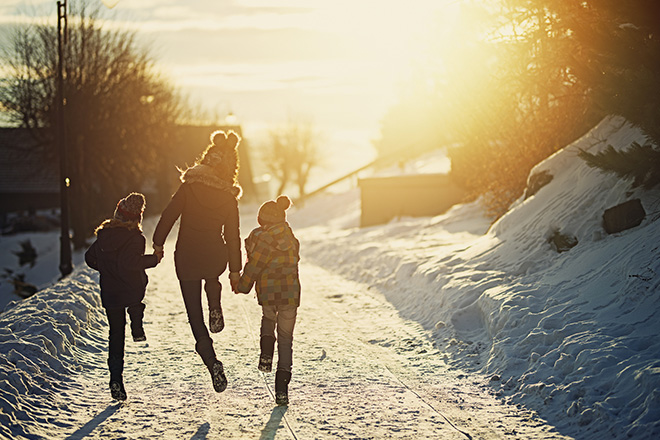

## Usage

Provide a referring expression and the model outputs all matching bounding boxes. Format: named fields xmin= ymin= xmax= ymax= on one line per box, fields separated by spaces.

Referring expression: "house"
xmin=0 ymin=124 xmax=259 ymax=224
xmin=0 ymin=127 xmax=59 ymax=219
xmin=358 ymin=173 xmax=467 ymax=227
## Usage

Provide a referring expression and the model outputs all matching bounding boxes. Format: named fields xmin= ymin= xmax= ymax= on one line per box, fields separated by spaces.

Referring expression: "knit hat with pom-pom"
xmin=114 ymin=192 xmax=145 ymax=222
xmin=258 ymin=195 xmax=291 ymax=225
xmin=199 ymin=130 xmax=241 ymax=184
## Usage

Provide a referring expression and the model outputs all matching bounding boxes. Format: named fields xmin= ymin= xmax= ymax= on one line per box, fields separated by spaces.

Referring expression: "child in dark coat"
xmin=235 ymin=195 xmax=300 ymax=405
xmin=85 ymin=192 xmax=161 ymax=401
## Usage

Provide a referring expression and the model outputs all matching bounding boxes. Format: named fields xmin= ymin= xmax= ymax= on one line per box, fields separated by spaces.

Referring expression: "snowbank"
xmin=294 ymin=116 xmax=660 ymax=439
xmin=0 ymin=267 xmax=106 ymax=438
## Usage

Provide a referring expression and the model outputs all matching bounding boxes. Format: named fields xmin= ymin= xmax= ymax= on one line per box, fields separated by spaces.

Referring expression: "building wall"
xmin=358 ymin=174 xmax=466 ymax=227
xmin=0 ymin=127 xmax=59 ymax=216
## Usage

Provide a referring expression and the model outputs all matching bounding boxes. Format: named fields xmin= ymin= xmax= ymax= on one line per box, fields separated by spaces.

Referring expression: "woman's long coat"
xmin=153 ymin=164 xmax=242 ymax=280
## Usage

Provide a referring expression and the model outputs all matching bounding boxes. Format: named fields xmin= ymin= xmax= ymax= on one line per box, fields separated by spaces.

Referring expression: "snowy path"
xmin=47 ymin=252 xmax=573 ymax=440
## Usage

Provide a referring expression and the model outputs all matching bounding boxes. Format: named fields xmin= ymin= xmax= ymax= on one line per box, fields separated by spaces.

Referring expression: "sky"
xmin=0 ymin=0 xmax=459 ymax=174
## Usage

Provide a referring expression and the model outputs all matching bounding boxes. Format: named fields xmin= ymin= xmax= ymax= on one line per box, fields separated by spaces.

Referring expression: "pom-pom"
xmin=276 ymin=195 xmax=291 ymax=211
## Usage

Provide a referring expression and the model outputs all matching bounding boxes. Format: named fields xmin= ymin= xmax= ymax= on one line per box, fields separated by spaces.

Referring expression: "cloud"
xmin=145 ymin=26 xmax=350 ymax=65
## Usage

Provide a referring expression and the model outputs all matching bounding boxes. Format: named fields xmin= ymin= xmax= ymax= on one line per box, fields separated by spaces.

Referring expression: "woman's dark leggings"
xmin=179 ymin=279 xmax=220 ymax=369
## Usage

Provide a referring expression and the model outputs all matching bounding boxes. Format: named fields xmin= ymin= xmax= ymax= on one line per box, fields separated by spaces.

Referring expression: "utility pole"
xmin=57 ymin=0 xmax=72 ymax=278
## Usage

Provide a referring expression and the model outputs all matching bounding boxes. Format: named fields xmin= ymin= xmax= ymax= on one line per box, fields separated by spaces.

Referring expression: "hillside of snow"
xmin=293 ymin=116 xmax=660 ymax=439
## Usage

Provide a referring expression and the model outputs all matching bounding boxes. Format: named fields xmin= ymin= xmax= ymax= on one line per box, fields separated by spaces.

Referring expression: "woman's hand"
xmin=229 ymin=272 xmax=240 ymax=293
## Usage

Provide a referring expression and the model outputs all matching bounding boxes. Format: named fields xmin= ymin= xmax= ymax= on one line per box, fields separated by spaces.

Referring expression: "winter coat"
xmin=85 ymin=223 xmax=159 ymax=309
xmin=237 ymin=221 xmax=301 ymax=307
xmin=152 ymin=164 xmax=242 ymax=280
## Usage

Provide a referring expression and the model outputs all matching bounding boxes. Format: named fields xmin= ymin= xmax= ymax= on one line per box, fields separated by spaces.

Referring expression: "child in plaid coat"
xmin=235 ymin=195 xmax=300 ymax=405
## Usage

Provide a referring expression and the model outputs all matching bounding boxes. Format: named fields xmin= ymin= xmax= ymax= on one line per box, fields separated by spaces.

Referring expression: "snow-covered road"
xmin=30 ymin=250 xmax=569 ymax=440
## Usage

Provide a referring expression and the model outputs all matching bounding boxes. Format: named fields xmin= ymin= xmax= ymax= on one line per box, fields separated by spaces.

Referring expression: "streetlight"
xmin=56 ymin=0 xmax=71 ymax=277
xmin=225 ymin=112 xmax=238 ymax=126
xmin=56 ymin=0 xmax=119 ymax=277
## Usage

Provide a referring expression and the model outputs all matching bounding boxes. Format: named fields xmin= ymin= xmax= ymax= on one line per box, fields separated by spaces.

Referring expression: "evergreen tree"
xmin=579 ymin=142 xmax=660 ymax=189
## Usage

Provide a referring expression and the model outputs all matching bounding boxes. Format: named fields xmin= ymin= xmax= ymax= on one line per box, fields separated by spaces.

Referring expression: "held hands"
xmin=153 ymin=243 xmax=164 ymax=263
xmin=229 ymin=272 xmax=241 ymax=294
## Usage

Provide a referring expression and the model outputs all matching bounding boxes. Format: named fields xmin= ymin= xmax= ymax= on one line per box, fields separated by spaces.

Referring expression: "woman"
xmin=152 ymin=130 xmax=242 ymax=393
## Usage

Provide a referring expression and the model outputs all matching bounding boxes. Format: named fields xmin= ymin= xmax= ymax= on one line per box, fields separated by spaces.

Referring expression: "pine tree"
xmin=579 ymin=142 xmax=660 ymax=189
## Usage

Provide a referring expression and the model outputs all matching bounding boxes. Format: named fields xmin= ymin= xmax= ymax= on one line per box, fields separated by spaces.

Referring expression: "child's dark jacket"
xmin=85 ymin=224 xmax=158 ymax=308
xmin=237 ymin=222 xmax=300 ymax=306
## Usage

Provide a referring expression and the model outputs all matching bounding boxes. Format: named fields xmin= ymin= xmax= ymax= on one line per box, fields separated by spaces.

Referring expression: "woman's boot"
xmin=209 ymin=308 xmax=224 ymax=333
xmin=210 ymin=360 xmax=227 ymax=393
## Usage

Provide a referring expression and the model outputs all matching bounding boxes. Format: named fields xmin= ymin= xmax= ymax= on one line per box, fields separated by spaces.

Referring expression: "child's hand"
xmin=233 ymin=278 xmax=251 ymax=295
xmin=229 ymin=272 xmax=240 ymax=293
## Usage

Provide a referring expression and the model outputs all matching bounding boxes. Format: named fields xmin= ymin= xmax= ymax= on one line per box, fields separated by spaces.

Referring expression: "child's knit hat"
xmin=258 ymin=195 xmax=291 ymax=225
xmin=114 ymin=192 xmax=145 ymax=222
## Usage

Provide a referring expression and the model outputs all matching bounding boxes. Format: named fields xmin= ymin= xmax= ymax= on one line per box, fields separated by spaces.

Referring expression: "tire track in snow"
xmin=285 ymin=263 xmax=467 ymax=439
xmin=297 ymin=262 xmax=573 ymax=440
xmin=337 ymin=316 xmax=473 ymax=440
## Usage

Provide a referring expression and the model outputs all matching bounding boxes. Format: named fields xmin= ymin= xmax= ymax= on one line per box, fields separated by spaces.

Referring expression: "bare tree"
xmin=265 ymin=118 xmax=322 ymax=201
xmin=0 ymin=1 xmax=185 ymax=247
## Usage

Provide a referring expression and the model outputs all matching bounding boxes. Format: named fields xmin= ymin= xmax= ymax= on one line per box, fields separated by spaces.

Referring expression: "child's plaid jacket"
xmin=237 ymin=221 xmax=301 ymax=306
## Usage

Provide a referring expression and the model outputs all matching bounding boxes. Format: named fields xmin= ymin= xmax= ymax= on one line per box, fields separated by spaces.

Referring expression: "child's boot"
xmin=110 ymin=378 xmax=127 ymax=401
xmin=132 ymin=330 xmax=146 ymax=342
xmin=274 ymin=369 xmax=291 ymax=405
xmin=209 ymin=307 xmax=225 ymax=333
xmin=258 ymin=335 xmax=276 ymax=372
xmin=128 ymin=303 xmax=147 ymax=342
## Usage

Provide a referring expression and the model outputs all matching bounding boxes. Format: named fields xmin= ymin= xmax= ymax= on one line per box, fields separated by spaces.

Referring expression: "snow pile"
xmin=294 ymin=116 xmax=660 ymax=439
xmin=0 ymin=268 xmax=106 ymax=438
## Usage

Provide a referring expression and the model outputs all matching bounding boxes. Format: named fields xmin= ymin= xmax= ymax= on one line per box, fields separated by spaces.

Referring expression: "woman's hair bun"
xmin=211 ymin=130 xmax=227 ymax=147
xmin=276 ymin=195 xmax=291 ymax=211
xmin=226 ymin=131 xmax=241 ymax=150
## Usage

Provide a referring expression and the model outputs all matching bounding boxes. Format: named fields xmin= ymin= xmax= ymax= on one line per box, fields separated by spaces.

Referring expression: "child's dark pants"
xmin=105 ymin=302 xmax=145 ymax=382
xmin=260 ymin=304 xmax=297 ymax=372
